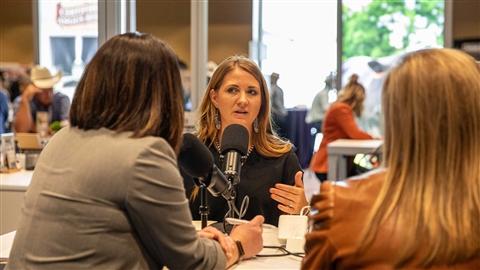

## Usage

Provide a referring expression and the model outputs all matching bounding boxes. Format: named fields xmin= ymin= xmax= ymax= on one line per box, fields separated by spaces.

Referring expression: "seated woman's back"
xmin=8 ymin=127 xmax=182 ymax=269
xmin=303 ymin=48 xmax=480 ymax=269
xmin=303 ymin=171 xmax=480 ymax=269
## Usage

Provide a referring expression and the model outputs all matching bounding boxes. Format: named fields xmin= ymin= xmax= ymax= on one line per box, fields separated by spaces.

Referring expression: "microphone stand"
xmin=198 ymin=181 xmax=209 ymax=229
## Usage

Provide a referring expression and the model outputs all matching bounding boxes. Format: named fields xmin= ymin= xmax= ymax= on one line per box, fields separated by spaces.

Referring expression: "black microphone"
xmin=220 ymin=124 xmax=249 ymax=186
xmin=178 ymin=133 xmax=234 ymax=200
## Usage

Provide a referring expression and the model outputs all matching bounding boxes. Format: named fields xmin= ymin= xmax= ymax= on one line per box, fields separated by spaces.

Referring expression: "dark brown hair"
xmin=70 ymin=32 xmax=184 ymax=151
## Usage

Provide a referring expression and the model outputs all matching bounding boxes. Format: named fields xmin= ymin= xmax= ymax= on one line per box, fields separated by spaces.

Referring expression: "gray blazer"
xmin=7 ymin=127 xmax=226 ymax=270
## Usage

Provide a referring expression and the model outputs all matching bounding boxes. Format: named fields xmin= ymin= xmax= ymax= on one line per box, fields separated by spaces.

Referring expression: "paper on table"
xmin=0 ymin=231 xmax=16 ymax=259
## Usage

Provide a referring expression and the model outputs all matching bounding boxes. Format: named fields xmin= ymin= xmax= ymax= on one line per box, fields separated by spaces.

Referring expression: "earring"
xmin=253 ymin=118 xmax=259 ymax=133
xmin=214 ymin=109 xmax=221 ymax=130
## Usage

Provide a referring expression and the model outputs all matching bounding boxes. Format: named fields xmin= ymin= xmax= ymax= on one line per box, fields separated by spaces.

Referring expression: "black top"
xmin=182 ymin=144 xmax=302 ymax=226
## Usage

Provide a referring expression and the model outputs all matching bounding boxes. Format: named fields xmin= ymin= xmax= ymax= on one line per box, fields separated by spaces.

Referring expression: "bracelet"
xmin=235 ymin=240 xmax=245 ymax=262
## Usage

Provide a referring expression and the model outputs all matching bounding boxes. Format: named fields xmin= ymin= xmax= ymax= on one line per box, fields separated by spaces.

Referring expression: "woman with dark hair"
xmin=302 ymin=48 xmax=480 ymax=269
xmin=309 ymin=74 xmax=374 ymax=182
xmin=184 ymin=55 xmax=308 ymax=227
xmin=7 ymin=33 xmax=263 ymax=270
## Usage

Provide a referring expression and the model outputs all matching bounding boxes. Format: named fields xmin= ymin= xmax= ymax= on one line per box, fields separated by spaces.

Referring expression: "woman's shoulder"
xmin=59 ymin=127 xmax=176 ymax=160
xmin=311 ymin=169 xmax=386 ymax=222
xmin=307 ymin=170 xmax=386 ymax=250
xmin=329 ymin=102 xmax=351 ymax=112
xmin=335 ymin=169 xmax=386 ymax=200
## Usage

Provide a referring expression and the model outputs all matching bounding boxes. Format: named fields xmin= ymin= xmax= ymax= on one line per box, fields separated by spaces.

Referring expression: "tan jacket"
xmin=302 ymin=169 xmax=480 ymax=270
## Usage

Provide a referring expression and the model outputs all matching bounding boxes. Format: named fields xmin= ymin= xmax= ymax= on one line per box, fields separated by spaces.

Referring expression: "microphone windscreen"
xmin=178 ymin=133 xmax=214 ymax=178
xmin=221 ymin=124 xmax=249 ymax=155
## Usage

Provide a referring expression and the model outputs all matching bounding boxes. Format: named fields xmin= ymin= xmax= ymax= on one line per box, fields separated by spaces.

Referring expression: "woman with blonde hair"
xmin=183 ymin=55 xmax=308 ymax=226
xmin=310 ymin=74 xmax=374 ymax=182
xmin=302 ymin=48 xmax=480 ymax=269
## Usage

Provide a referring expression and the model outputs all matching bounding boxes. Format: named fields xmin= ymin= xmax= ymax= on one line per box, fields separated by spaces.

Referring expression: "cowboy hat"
xmin=30 ymin=65 xmax=62 ymax=89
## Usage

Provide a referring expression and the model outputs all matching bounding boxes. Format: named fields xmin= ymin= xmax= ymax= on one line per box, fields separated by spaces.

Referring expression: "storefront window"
xmin=37 ymin=0 xmax=98 ymax=101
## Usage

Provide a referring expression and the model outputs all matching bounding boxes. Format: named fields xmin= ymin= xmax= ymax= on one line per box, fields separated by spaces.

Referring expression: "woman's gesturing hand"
xmin=270 ymin=171 xmax=309 ymax=214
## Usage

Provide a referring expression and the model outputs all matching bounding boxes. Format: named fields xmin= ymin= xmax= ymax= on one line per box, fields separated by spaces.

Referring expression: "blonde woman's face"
xmin=210 ymin=67 xmax=262 ymax=134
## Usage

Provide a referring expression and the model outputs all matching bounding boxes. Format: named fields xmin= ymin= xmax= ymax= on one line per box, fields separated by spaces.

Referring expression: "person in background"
xmin=309 ymin=74 xmax=373 ymax=182
xmin=305 ymin=73 xmax=334 ymax=155
xmin=3 ymin=66 xmax=28 ymax=103
xmin=183 ymin=56 xmax=308 ymax=226
xmin=0 ymin=71 xmax=12 ymax=133
xmin=305 ymin=73 xmax=334 ymax=132
xmin=178 ymin=59 xmax=192 ymax=111
xmin=13 ymin=65 xmax=70 ymax=133
xmin=207 ymin=60 xmax=218 ymax=83
xmin=0 ymin=70 xmax=11 ymax=99
xmin=0 ymin=91 xmax=8 ymax=133
xmin=7 ymin=33 xmax=263 ymax=270
xmin=269 ymin=72 xmax=288 ymax=138
xmin=302 ymin=48 xmax=480 ymax=269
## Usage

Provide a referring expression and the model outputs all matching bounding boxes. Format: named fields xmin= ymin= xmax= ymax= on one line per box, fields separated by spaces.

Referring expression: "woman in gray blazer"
xmin=7 ymin=33 xmax=263 ymax=270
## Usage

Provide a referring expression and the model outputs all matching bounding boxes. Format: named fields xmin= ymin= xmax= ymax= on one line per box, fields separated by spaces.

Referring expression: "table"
xmin=0 ymin=170 xmax=33 ymax=234
xmin=0 ymin=173 xmax=303 ymax=269
xmin=234 ymin=225 xmax=302 ymax=269
xmin=235 ymin=250 xmax=301 ymax=269
xmin=0 ymin=230 xmax=302 ymax=269
xmin=327 ymin=139 xmax=383 ymax=181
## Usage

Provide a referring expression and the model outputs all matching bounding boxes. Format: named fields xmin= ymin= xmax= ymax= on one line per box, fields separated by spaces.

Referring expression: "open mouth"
xmin=234 ymin=110 xmax=248 ymax=115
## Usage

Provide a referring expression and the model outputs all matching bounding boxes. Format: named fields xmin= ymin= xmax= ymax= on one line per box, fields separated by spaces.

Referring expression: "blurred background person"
xmin=269 ymin=72 xmax=288 ymax=138
xmin=184 ymin=56 xmax=307 ymax=227
xmin=2 ymin=66 xmax=29 ymax=104
xmin=309 ymin=74 xmax=373 ymax=182
xmin=178 ymin=58 xmax=192 ymax=111
xmin=0 ymin=90 xmax=9 ymax=133
xmin=341 ymin=55 xmax=396 ymax=138
xmin=207 ymin=60 xmax=218 ymax=83
xmin=0 ymin=70 xmax=12 ymax=133
xmin=305 ymin=72 xmax=334 ymax=159
xmin=13 ymin=65 xmax=70 ymax=134
xmin=303 ymin=48 xmax=480 ymax=269
xmin=7 ymin=33 xmax=263 ymax=270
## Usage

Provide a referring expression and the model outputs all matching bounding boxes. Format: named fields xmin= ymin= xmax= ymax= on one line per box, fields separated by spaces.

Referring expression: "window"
xmin=37 ymin=0 xmax=98 ymax=101
xmin=257 ymin=1 xmax=338 ymax=109
xmin=342 ymin=0 xmax=444 ymax=135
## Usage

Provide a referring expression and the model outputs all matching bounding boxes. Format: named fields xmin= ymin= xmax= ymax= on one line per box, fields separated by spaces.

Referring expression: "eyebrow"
xmin=224 ymin=83 xmax=259 ymax=89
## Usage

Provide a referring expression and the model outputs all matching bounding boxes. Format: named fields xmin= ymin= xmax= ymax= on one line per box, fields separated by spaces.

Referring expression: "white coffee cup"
xmin=278 ymin=214 xmax=308 ymax=240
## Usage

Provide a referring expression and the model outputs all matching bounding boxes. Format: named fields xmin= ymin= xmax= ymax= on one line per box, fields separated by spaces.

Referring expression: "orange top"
xmin=310 ymin=102 xmax=373 ymax=173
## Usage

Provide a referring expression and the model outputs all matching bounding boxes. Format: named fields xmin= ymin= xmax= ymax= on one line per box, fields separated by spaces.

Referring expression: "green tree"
xmin=343 ymin=0 xmax=444 ymax=60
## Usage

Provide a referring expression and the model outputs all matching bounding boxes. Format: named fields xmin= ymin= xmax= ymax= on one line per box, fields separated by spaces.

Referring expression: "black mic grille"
xmin=178 ymin=133 xmax=213 ymax=178
xmin=220 ymin=124 xmax=249 ymax=155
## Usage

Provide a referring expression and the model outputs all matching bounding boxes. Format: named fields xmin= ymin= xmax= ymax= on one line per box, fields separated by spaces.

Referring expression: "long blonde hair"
xmin=197 ymin=55 xmax=291 ymax=157
xmin=360 ymin=49 xmax=480 ymax=266
xmin=337 ymin=74 xmax=365 ymax=117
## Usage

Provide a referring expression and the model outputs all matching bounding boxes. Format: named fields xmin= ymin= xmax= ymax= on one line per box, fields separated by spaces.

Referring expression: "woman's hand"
xmin=269 ymin=171 xmax=309 ymax=214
